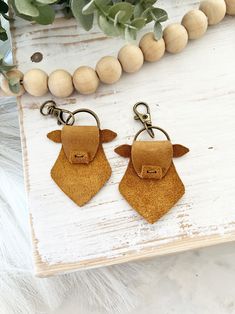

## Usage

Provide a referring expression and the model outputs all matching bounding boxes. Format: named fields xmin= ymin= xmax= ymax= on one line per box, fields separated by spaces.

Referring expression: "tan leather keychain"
xmin=115 ymin=102 xmax=189 ymax=224
xmin=41 ymin=101 xmax=117 ymax=206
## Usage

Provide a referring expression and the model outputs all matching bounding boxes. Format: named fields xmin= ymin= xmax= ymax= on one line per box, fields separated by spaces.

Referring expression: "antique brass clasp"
xmin=133 ymin=102 xmax=155 ymax=138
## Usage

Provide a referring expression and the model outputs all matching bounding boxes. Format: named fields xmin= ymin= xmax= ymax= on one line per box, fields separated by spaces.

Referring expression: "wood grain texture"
xmin=10 ymin=0 xmax=235 ymax=277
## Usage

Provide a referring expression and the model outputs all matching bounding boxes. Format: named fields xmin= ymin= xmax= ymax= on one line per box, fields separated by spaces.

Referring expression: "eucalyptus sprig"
xmin=71 ymin=0 xmax=168 ymax=40
xmin=0 ymin=0 xmax=10 ymax=41
xmin=4 ymin=0 xmax=167 ymax=41
xmin=0 ymin=54 xmax=20 ymax=93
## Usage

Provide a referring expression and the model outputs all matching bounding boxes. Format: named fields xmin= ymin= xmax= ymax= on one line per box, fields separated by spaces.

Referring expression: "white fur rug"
xmin=0 ymin=98 xmax=162 ymax=314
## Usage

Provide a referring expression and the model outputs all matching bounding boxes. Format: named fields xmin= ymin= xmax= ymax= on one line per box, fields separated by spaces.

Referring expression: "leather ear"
xmin=100 ymin=129 xmax=117 ymax=143
xmin=173 ymin=144 xmax=189 ymax=157
xmin=47 ymin=130 xmax=62 ymax=143
xmin=114 ymin=144 xmax=132 ymax=158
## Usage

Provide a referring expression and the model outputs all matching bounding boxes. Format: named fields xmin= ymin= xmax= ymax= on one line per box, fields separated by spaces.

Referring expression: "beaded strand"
xmin=1 ymin=0 xmax=234 ymax=98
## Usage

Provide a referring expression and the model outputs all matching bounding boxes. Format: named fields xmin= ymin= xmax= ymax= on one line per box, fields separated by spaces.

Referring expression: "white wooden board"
xmin=11 ymin=0 xmax=235 ymax=277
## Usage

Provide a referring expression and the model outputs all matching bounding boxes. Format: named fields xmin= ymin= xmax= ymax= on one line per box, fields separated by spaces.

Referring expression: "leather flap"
xmin=131 ymin=141 xmax=173 ymax=179
xmin=61 ymin=125 xmax=100 ymax=164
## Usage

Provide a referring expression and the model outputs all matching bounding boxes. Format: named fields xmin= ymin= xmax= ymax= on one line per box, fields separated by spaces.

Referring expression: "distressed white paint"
xmin=11 ymin=0 xmax=235 ymax=276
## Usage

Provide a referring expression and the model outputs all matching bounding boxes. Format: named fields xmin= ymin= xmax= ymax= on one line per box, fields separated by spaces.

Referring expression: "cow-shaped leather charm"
xmin=47 ymin=125 xmax=117 ymax=206
xmin=115 ymin=140 xmax=189 ymax=223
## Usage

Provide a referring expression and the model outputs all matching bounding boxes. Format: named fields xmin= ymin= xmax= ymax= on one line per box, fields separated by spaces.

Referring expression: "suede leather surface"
xmin=119 ymin=160 xmax=185 ymax=223
xmin=47 ymin=129 xmax=62 ymax=143
xmin=114 ymin=143 xmax=189 ymax=158
xmin=115 ymin=140 xmax=189 ymax=223
xmin=172 ymin=144 xmax=190 ymax=157
xmin=131 ymin=141 xmax=173 ymax=179
xmin=100 ymin=129 xmax=117 ymax=143
xmin=47 ymin=129 xmax=117 ymax=144
xmin=51 ymin=144 xmax=111 ymax=206
xmin=48 ymin=126 xmax=117 ymax=206
xmin=61 ymin=126 xmax=99 ymax=164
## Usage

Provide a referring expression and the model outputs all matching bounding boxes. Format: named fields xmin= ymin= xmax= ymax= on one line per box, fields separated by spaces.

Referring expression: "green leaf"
xmin=0 ymin=64 xmax=15 ymax=71
xmin=141 ymin=7 xmax=152 ymax=23
xmin=36 ymin=0 xmax=58 ymax=4
xmin=0 ymin=25 xmax=7 ymax=41
xmin=114 ymin=11 xmax=125 ymax=27
xmin=14 ymin=0 xmax=39 ymax=17
xmin=0 ymin=0 xmax=9 ymax=14
xmin=8 ymin=76 xmax=20 ymax=86
xmin=151 ymin=8 xmax=168 ymax=22
xmin=70 ymin=0 xmax=94 ymax=31
xmin=124 ymin=26 xmax=137 ymax=41
xmin=133 ymin=3 xmax=144 ymax=18
xmin=34 ymin=5 xmax=55 ymax=24
xmin=8 ymin=82 xmax=20 ymax=94
xmin=131 ymin=17 xmax=146 ymax=30
xmin=98 ymin=15 xmax=120 ymax=36
xmin=153 ymin=21 xmax=162 ymax=40
xmin=108 ymin=3 xmax=134 ymax=23
xmin=82 ymin=0 xmax=96 ymax=15
xmin=95 ymin=0 xmax=111 ymax=7
xmin=144 ymin=0 xmax=157 ymax=5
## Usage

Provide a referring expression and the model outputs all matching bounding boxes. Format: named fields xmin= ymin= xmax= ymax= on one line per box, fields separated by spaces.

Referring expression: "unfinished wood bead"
xmin=23 ymin=69 xmax=48 ymax=97
xmin=96 ymin=56 xmax=122 ymax=84
xmin=182 ymin=9 xmax=208 ymax=39
xmin=200 ymin=0 xmax=226 ymax=25
xmin=73 ymin=66 xmax=99 ymax=95
xmin=163 ymin=24 xmax=188 ymax=54
xmin=48 ymin=70 xmax=74 ymax=98
xmin=225 ymin=0 xmax=235 ymax=15
xmin=118 ymin=44 xmax=144 ymax=73
xmin=139 ymin=32 xmax=165 ymax=62
xmin=1 ymin=69 xmax=25 ymax=96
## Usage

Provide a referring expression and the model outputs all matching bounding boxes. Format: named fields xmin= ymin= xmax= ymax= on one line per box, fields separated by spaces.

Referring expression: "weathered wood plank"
xmin=11 ymin=0 xmax=235 ymax=277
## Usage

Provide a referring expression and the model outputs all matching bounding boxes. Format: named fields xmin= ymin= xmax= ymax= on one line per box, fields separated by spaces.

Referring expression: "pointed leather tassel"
xmin=48 ymin=125 xmax=117 ymax=206
xmin=115 ymin=141 xmax=189 ymax=223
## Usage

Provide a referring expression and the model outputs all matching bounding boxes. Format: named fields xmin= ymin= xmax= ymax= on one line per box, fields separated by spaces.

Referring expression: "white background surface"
xmin=3 ymin=0 xmax=235 ymax=312
xmin=53 ymin=241 xmax=235 ymax=314
xmin=13 ymin=0 xmax=235 ymax=275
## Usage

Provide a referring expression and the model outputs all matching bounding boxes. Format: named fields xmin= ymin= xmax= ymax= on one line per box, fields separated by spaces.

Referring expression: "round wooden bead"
xmin=96 ymin=56 xmax=122 ymax=84
xmin=23 ymin=69 xmax=48 ymax=97
xmin=182 ymin=9 xmax=208 ymax=39
xmin=225 ymin=0 xmax=235 ymax=15
xmin=118 ymin=44 xmax=144 ymax=73
xmin=73 ymin=66 xmax=99 ymax=95
xmin=48 ymin=69 xmax=74 ymax=98
xmin=200 ymin=0 xmax=226 ymax=25
xmin=163 ymin=24 xmax=188 ymax=54
xmin=139 ymin=32 xmax=165 ymax=62
xmin=1 ymin=69 xmax=25 ymax=96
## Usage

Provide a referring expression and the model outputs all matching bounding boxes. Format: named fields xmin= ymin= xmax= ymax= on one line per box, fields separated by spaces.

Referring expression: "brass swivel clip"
xmin=40 ymin=100 xmax=75 ymax=125
xmin=133 ymin=102 xmax=155 ymax=138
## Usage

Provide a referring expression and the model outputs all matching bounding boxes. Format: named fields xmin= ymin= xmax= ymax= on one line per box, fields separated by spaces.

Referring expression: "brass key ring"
xmin=134 ymin=126 xmax=170 ymax=141
xmin=67 ymin=108 xmax=101 ymax=129
xmin=40 ymin=101 xmax=100 ymax=128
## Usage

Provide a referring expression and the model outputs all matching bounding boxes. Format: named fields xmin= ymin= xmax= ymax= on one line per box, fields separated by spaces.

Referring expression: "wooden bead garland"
xmin=200 ymin=0 xmax=226 ymax=25
xmin=48 ymin=70 xmax=74 ymax=98
xmin=96 ymin=56 xmax=122 ymax=84
xmin=118 ymin=44 xmax=144 ymax=73
xmin=225 ymin=0 xmax=235 ymax=15
xmin=2 ymin=0 xmax=234 ymax=98
xmin=139 ymin=32 xmax=165 ymax=62
xmin=73 ymin=66 xmax=99 ymax=95
xmin=163 ymin=24 xmax=188 ymax=54
xmin=182 ymin=9 xmax=208 ymax=39
xmin=23 ymin=69 xmax=48 ymax=97
xmin=1 ymin=69 xmax=25 ymax=96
